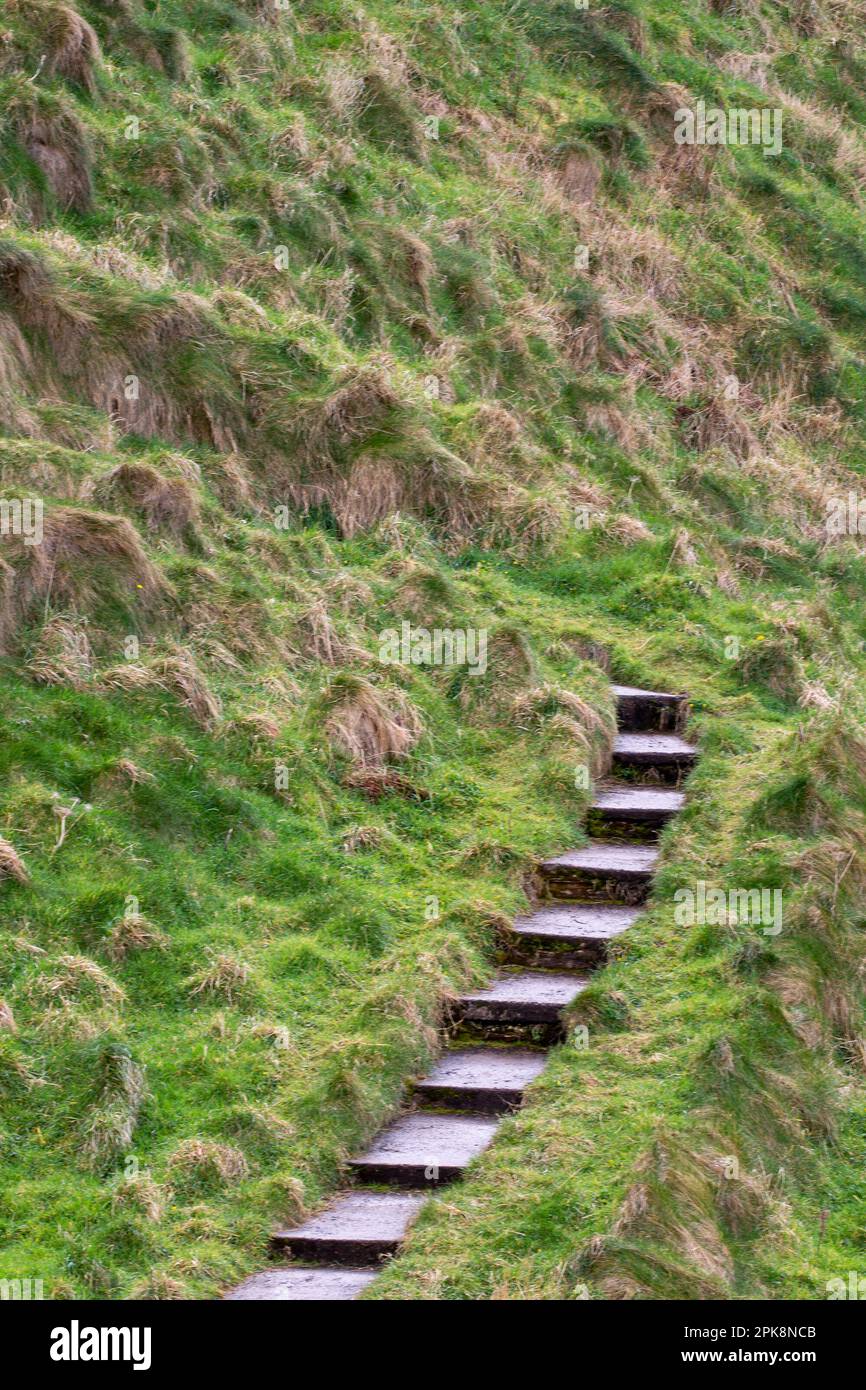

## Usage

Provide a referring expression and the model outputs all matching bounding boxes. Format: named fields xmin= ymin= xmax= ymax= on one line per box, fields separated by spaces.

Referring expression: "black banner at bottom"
xmin=2 ymin=1296 xmax=858 ymax=1376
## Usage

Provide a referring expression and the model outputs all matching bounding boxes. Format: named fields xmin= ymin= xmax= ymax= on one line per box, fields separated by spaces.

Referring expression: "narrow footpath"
xmin=226 ymin=683 xmax=696 ymax=1300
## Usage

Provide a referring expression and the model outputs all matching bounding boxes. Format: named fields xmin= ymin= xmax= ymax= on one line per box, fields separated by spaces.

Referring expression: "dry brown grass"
xmin=602 ymin=512 xmax=653 ymax=545
xmin=108 ymin=757 xmax=156 ymax=787
xmin=230 ymin=710 xmax=282 ymax=742
xmin=1 ymin=504 xmax=165 ymax=652
xmin=20 ymin=1 xmax=102 ymax=95
xmin=340 ymin=824 xmax=384 ymax=852
xmin=89 ymin=462 xmax=200 ymax=541
xmin=294 ymin=596 xmax=354 ymax=665
xmin=99 ymin=661 xmax=161 ymax=695
xmin=342 ymin=765 xmax=430 ymax=801
xmin=0 ymin=1000 xmax=16 ymax=1032
xmin=512 ymin=683 xmax=615 ymax=775
xmin=289 ymin=362 xmax=404 ymax=468
xmin=0 ymin=246 xmax=240 ymax=450
xmin=100 ymin=649 xmax=221 ymax=728
xmin=111 ymin=1173 xmax=166 ymax=1224
xmin=322 ymin=673 xmax=423 ymax=767
xmin=26 ymin=614 xmax=92 ymax=688
xmin=186 ymin=953 xmax=252 ymax=1005
xmin=553 ymin=144 xmax=603 ymax=205
xmin=166 ymin=1138 xmax=249 ymax=1186
xmin=153 ymin=650 xmax=221 ymax=729
xmin=4 ymin=87 xmax=93 ymax=215
xmin=0 ymin=836 xmax=29 ymax=885
xmin=32 ymin=954 xmax=125 ymax=1008
xmin=676 ymin=396 xmax=760 ymax=460
xmin=577 ymin=1133 xmax=746 ymax=1298
xmin=104 ymin=913 xmax=168 ymax=964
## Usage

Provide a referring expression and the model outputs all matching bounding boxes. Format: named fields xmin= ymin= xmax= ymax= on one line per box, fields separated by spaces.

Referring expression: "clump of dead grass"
xmin=26 ymin=614 xmax=92 ymax=688
xmin=322 ymin=673 xmax=423 ymax=767
xmin=0 ymin=836 xmax=29 ymax=885
xmin=153 ymin=650 xmax=221 ymax=729
xmin=166 ymin=1138 xmax=249 ymax=1188
xmin=294 ymin=596 xmax=357 ymax=665
xmin=31 ymin=954 xmax=125 ymax=1009
xmin=89 ymin=462 xmax=200 ymax=541
xmin=512 ymin=683 xmax=616 ymax=775
xmin=340 ymin=824 xmax=384 ymax=852
xmin=574 ymin=1133 xmax=740 ymax=1299
xmin=1 ymin=504 xmax=165 ymax=652
xmin=111 ymin=1173 xmax=166 ymax=1224
xmin=2 ymin=82 xmax=93 ymax=215
xmin=104 ymin=912 xmax=168 ymax=964
xmin=18 ymin=1 xmax=102 ymax=95
xmin=186 ymin=952 xmax=253 ymax=1005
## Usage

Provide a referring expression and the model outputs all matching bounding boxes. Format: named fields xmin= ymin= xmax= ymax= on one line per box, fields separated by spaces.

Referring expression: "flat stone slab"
xmin=414 ymin=1047 xmax=546 ymax=1112
xmin=273 ymin=1191 xmax=425 ymax=1264
xmin=592 ymin=785 xmax=685 ymax=821
xmin=348 ymin=1112 xmax=498 ymax=1186
xmin=514 ymin=902 xmax=641 ymax=942
xmin=612 ymin=684 xmax=685 ymax=703
xmin=613 ymin=733 xmax=697 ymax=766
xmin=225 ymin=1267 xmax=377 ymax=1301
xmin=457 ymin=971 xmax=587 ymax=1024
xmin=540 ymin=841 xmax=659 ymax=878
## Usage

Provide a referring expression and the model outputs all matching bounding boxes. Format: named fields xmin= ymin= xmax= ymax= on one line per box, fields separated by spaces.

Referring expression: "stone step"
xmin=612 ymin=683 xmax=686 ymax=732
xmin=272 ymin=1191 xmax=425 ymax=1266
xmin=414 ymin=1046 xmax=547 ymax=1114
xmin=225 ymin=1266 xmax=378 ymax=1301
xmin=538 ymin=840 xmax=658 ymax=902
xmin=588 ymin=784 xmax=684 ymax=836
xmin=454 ymin=971 xmax=587 ymax=1032
xmin=612 ymin=732 xmax=697 ymax=780
xmin=508 ymin=902 xmax=641 ymax=967
xmin=348 ymin=1112 xmax=498 ymax=1187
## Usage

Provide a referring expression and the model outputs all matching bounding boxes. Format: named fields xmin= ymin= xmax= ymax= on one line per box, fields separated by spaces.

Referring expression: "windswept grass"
xmin=2 ymin=0 xmax=866 ymax=1301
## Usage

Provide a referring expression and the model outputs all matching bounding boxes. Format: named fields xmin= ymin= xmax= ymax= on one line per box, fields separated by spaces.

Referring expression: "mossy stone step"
xmin=539 ymin=840 xmax=658 ymax=901
xmin=612 ymin=732 xmax=697 ymax=778
xmin=509 ymin=902 xmax=640 ymax=967
xmin=612 ymin=684 xmax=687 ymax=732
xmin=348 ymin=1112 xmax=499 ymax=1187
xmin=589 ymin=784 xmax=685 ymax=833
xmin=225 ymin=1266 xmax=378 ymax=1301
xmin=414 ymin=1046 xmax=547 ymax=1113
xmin=272 ymin=1191 xmax=425 ymax=1265
xmin=455 ymin=970 xmax=587 ymax=1026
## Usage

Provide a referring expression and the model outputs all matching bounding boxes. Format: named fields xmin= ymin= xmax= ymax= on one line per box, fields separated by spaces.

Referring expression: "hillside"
xmin=2 ymin=0 xmax=866 ymax=1300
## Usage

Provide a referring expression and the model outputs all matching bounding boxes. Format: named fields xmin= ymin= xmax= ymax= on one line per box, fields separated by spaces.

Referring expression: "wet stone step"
xmin=272 ymin=1191 xmax=425 ymax=1266
xmin=612 ymin=684 xmax=686 ymax=733
xmin=612 ymin=733 xmax=697 ymax=781
xmin=455 ymin=971 xmax=587 ymax=1031
xmin=414 ymin=1047 xmax=547 ymax=1114
xmin=348 ymin=1112 xmax=498 ymax=1187
xmin=588 ymin=784 xmax=685 ymax=836
xmin=225 ymin=1266 xmax=378 ymax=1301
xmin=539 ymin=840 xmax=658 ymax=902
xmin=508 ymin=902 xmax=641 ymax=967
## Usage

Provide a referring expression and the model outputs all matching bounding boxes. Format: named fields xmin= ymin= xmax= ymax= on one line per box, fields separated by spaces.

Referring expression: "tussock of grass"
xmin=322 ymin=672 xmax=423 ymax=767
xmin=0 ymin=836 xmax=29 ymax=884
xmin=167 ymin=1139 xmax=250 ymax=1190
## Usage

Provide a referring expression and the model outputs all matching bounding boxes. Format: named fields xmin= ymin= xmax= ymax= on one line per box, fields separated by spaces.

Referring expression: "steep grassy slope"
xmin=2 ymin=0 xmax=866 ymax=1299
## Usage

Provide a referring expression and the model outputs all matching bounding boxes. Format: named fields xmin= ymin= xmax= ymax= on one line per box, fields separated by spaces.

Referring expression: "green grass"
xmin=2 ymin=0 xmax=866 ymax=1300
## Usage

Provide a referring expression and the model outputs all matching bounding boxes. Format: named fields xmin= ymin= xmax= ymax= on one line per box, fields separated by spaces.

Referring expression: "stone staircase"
xmin=226 ymin=682 xmax=695 ymax=1301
